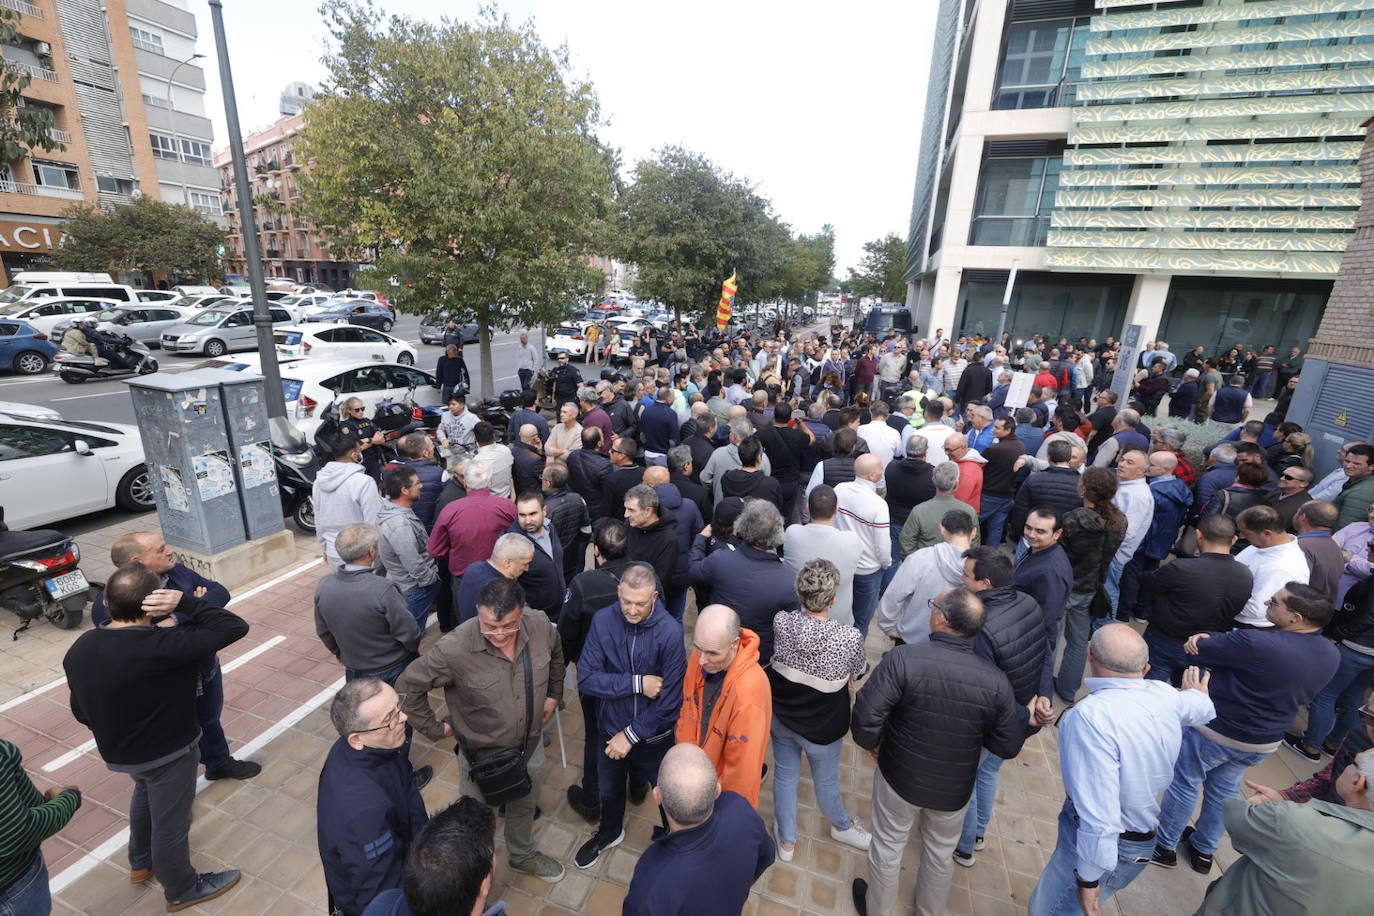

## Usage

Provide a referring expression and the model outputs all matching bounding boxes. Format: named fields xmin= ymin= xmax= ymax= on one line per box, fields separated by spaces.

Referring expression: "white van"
xmin=0 ymin=271 xmax=139 ymax=305
xmin=172 ymin=285 xmax=221 ymax=297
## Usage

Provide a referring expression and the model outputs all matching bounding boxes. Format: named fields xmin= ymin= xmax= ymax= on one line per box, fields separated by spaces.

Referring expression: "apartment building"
xmin=904 ymin=0 xmax=1373 ymax=355
xmin=0 ymin=0 xmax=218 ymax=283
xmin=214 ymin=111 xmax=358 ymax=291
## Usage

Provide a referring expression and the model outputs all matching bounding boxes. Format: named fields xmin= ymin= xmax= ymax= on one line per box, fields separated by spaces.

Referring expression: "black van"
xmin=864 ymin=305 xmax=914 ymax=336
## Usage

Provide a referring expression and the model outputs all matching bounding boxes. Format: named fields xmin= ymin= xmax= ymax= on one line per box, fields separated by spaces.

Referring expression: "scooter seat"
xmin=0 ymin=528 xmax=70 ymax=561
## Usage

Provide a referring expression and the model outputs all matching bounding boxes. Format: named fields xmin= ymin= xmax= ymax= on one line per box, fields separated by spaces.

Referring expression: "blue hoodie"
xmin=1139 ymin=475 xmax=1194 ymax=560
xmin=653 ymin=482 xmax=703 ymax=590
xmin=577 ymin=600 xmax=686 ymax=745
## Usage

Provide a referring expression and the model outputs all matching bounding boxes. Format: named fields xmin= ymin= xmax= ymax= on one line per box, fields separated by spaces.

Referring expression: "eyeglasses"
xmin=1280 ymin=473 xmax=1302 ymax=481
xmin=354 ymin=703 xmax=403 ymax=734
xmin=480 ymin=625 xmax=520 ymax=638
xmin=349 ymin=406 xmax=365 ymax=413
xmin=927 ymin=598 xmax=944 ymax=613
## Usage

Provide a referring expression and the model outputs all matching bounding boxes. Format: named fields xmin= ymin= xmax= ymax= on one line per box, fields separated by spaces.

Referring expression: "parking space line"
xmin=0 ymin=674 xmax=67 ymax=713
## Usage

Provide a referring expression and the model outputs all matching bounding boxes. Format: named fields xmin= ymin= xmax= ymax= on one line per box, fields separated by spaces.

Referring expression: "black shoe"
xmin=1180 ymin=826 xmax=1213 ymax=875
xmin=851 ymin=878 xmax=869 ymax=916
xmin=574 ymin=828 xmax=624 ymax=869
xmin=1281 ymin=733 xmax=1322 ymax=762
xmin=412 ymin=765 xmax=433 ymax=790
xmin=1150 ymin=844 xmax=1177 ymax=869
xmin=629 ymin=777 xmax=650 ymax=806
xmin=204 ymin=758 xmax=261 ymax=781
xmin=566 ymin=785 xmax=601 ymax=824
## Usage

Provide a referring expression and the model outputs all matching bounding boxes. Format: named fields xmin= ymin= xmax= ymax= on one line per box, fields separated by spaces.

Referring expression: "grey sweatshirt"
xmin=314 ymin=567 xmax=420 ymax=672
xmin=312 ymin=461 xmax=383 ymax=568
xmin=375 ymin=500 xmax=438 ymax=592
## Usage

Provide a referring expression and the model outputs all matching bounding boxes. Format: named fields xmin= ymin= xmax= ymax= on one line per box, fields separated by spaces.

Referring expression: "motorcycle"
xmin=270 ymin=416 xmax=318 ymax=533
xmin=55 ymin=334 xmax=158 ymax=384
xmin=0 ymin=508 xmax=96 ymax=638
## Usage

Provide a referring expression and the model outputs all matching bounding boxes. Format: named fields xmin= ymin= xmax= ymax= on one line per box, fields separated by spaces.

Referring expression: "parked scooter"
xmin=0 ymin=508 xmax=96 ymax=638
xmin=55 ymin=333 xmax=158 ymax=384
xmin=270 ymin=416 xmax=318 ymax=533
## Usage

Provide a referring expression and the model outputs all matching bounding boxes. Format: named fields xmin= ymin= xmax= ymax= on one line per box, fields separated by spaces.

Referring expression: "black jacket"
xmin=851 ymin=632 xmax=1028 ymax=811
xmin=671 ymin=471 xmax=711 ymax=519
xmin=1327 ymin=577 xmax=1374 ymax=648
xmin=683 ymin=434 xmax=716 ymax=484
xmin=627 ymin=514 xmax=680 ymax=593
xmin=602 ymin=465 xmax=646 ymax=521
xmin=558 ymin=557 xmax=633 ymax=663
xmin=720 ymin=468 xmax=784 ymax=512
xmin=972 ymin=586 xmax=1046 ymax=705
xmin=567 ymin=448 xmax=613 ymax=519
xmin=511 ymin=441 xmax=545 ymax=498
xmin=505 ymin=519 xmax=565 ymax=618
xmin=884 ymin=458 xmax=935 ymax=529
xmin=687 ymin=538 xmax=798 ymax=664
xmin=954 ymin=362 xmax=994 ymax=407
xmin=1139 ymin=552 xmax=1254 ymax=641
xmin=1061 ymin=507 xmax=1126 ymax=594
xmin=1007 ymin=466 xmax=1083 ymax=541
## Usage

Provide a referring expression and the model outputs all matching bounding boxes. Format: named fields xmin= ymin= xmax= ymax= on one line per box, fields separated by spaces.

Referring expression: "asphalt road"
xmin=0 ymin=314 xmax=567 ymax=426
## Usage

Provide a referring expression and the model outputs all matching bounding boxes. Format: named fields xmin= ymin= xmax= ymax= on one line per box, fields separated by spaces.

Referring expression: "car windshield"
xmin=0 ymin=285 xmax=36 ymax=305
xmin=556 ymin=327 xmax=580 ymax=336
xmin=187 ymin=310 xmax=232 ymax=326
xmin=100 ymin=309 xmax=130 ymax=323
xmin=0 ymin=301 xmax=33 ymax=315
xmin=278 ymin=295 xmax=304 ymax=305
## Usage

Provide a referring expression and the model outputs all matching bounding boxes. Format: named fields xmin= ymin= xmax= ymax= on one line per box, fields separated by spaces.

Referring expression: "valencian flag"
xmin=715 ymin=272 xmax=738 ymax=331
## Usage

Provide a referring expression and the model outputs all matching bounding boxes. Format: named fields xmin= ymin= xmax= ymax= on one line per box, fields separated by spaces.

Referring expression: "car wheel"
xmin=396 ymin=351 xmax=414 ymax=366
xmin=13 ymin=350 xmax=49 ymax=374
xmin=203 ymin=339 xmax=226 ymax=357
xmin=116 ymin=466 xmax=156 ymax=512
xmin=381 ymin=320 xmax=393 ymax=332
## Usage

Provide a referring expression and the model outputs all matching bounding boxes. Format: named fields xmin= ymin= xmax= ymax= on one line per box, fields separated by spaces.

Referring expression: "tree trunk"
xmin=478 ymin=318 xmax=495 ymax=400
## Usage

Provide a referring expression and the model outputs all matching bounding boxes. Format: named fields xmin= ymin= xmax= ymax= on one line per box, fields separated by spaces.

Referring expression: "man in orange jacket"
xmin=675 ymin=604 xmax=772 ymax=807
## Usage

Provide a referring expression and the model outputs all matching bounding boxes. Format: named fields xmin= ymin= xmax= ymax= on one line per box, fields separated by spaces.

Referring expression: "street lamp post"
xmin=164 ymin=53 xmax=205 ymax=212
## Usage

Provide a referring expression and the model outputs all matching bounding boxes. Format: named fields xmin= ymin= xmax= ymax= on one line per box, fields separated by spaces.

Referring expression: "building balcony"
xmin=266 ymin=248 xmax=281 ymax=259
xmin=15 ymin=62 xmax=59 ymax=84
xmin=0 ymin=0 xmax=43 ymax=19
xmin=2 ymin=119 xmax=71 ymax=145
xmin=0 ymin=179 xmax=83 ymax=200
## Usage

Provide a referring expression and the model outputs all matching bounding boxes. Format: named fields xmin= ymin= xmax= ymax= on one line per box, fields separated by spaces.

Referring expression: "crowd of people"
xmin=6 ymin=317 xmax=1374 ymax=916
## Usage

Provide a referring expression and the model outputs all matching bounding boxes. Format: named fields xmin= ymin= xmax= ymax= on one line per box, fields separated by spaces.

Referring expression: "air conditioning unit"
xmin=34 ymin=42 xmax=52 ymax=57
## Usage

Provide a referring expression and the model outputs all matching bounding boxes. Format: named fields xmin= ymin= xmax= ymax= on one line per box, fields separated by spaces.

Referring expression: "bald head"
xmin=519 ymin=423 xmax=539 ymax=446
xmin=642 ymin=465 xmax=670 ymax=487
xmin=727 ymin=404 xmax=747 ymax=421
xmin=655 ymin=744 xmax=720 ymax=830
xmin=694 ymin=604 xmax=742 ymax=674
xmin=1148 ymin=450 xmax=1178 ymax=477
xmin=1088 ymin=623 xmax=1149 ymax=678
xmin=855 ymin=453 xmax=884 ymax=482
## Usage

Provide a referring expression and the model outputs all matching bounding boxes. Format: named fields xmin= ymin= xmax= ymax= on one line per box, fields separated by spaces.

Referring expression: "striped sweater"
xmin=0 ymin=739 xmax=80 ymax=890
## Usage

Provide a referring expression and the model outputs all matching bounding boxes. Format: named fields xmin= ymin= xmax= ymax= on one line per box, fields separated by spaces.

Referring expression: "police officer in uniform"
xmin=338 ymin=396 xmax=386 ymax=480
xmin=549 ymin=353 xmax=583 ymax=409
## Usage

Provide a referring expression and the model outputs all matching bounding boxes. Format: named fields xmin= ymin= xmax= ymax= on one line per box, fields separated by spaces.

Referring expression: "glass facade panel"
xmin=994 ymin=17 xmax=1089 ymax=110
xmin=972 ymin=154 xmax=1061 ymax=247
xmin=1158 ymin=279 xmax=1330 ymax=357
xmin=955 ymin=275 xmax=1131 ymax=342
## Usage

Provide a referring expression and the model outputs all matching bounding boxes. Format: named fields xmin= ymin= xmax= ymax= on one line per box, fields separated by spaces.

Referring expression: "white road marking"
xmin=50 ymin=392 xmax=126 ymax=401
xmin=0 ymin=674 xmax=68 ymax=712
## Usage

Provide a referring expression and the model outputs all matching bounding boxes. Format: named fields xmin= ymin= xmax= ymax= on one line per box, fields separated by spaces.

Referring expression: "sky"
xmin=189 ymin=0 xmax=933 ymax=275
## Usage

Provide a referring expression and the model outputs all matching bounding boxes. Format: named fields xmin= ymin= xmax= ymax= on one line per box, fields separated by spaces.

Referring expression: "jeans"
xmin=197 ymin=666 xmax=231 ymax=772
xmin=1054 ymin=591 xmax=1096 ymax=702
xmin=865 ymin=767 xmax=965 ymax=916
xmin=596 ymin=732 xmax=671 ymax=838
xmin=769 ymin=717 xmax=852 ymax=846
xmin=664 ymin=588 xmax=687 ymax=622
xmin=127 ymin=743 xmax=200 ymax=901
xmin=345 ymin=653 xmax=419 ymax=687
xmin=460 ymin=742 xmax=546 ymax=862
xmin=403 ymin=580 xmax=443 ymax=630
xmin=1156 ymin=728 xmax=1267 ymax=855
xmin=1115 ymin=554 xmax=1159 ymax=621
xmin=438 ymin=572 xmax=458 ymax=633
xmin=518 ymin=368 xmax=533 ymax=390
xmin=1028 ymin=799 xmax=1156 ymax=915
xmin=578 ymin=692 xmax=600 ymax=803
xmin=979 ymin=494 xmax=1014 ymax=547
xmin=957 ymin=748 xmax=1005 ymax=854
xmin=1302 ymin=642 xmax=1374 ymax=750
xmin=852 ymin=569 xmax=884 ymax=637
xmin=1143 ymin=628 xmax=1189 ymax=687
xmin=881 ymin=525 xmax=904 ymax=594
xmin=1100 ymin=556 xmax=1125 ymax=627
xmin=1250 ymin=372 xmax=1271 ymax=398
xmin=779 ymin=479 xmax=799 ymax=526
xmin=0 ymin=853 xmax=49 ymax=916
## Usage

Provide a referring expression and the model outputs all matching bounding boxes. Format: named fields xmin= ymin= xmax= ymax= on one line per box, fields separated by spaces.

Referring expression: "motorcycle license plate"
xmin=43 ymin=570 xmax=88 ymax=600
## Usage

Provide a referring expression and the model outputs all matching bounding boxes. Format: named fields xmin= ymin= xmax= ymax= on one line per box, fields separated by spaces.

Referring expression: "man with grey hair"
xmin=699 ymin=419 xmax=772 ymax=503
xmin=1029 ymin=624 xmax=1215 ymax=914
xmin=1092 ymin=407 xmax=1148 ymax=469
xmin=317 ymin=678 xmax=429 ymax=916
xmin=623 ymin=744 xmax=774 ymax=915
xmin=314 ymin=522 xmax=421 ymax=684
xmin=900 ymin=459 xmax=980 ymax=556
xmin=889 ymin=394 xmax=919 ymax=434
xmin=835 ymin=453 xmax=892 ymax=637
xmin=427 ymin=460 xmax=517 ymax=631
xmin=1196 ymin=440 xmax=1240 ymax=514
xmin=624 ymin=482 xmax=679 ymax=591
xmin=454 ymin=531 xmax=535 ymax=625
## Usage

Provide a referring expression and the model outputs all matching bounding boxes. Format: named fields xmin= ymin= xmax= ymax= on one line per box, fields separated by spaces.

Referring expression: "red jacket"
xmin=676 ymin=628 xmax=772 ymax=807
xmin=426 ymin=488 xmax=516 ymax=576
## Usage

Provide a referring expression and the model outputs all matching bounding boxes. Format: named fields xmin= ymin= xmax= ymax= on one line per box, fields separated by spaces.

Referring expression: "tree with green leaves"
xmin=0 ymin=9 xmax=65 ymax=164
xmin=848 ymin=233 xmax=908 ymax=303
xmin=773 ymin=225 xmax=835 ymax=320
xmin=615 ymin=146 xmax=790 ymax=323
xmin=295 ymin=1 xmax=614 ymax=397
xmin=54 ymin=197 xmax=225 ymax=282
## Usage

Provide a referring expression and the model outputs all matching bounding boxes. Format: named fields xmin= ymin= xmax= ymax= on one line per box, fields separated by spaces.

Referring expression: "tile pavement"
xmin=1 ymin=512 xmax=1325 ymax=915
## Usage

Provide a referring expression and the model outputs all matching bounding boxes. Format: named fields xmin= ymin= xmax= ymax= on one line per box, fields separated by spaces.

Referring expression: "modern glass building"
xmin=904 ymin=0 xmax=1372 ymax=355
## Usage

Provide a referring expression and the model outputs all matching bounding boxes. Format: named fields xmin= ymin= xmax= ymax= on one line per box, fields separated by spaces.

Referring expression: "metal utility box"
xmin=194 ymin=368 xmax=286 ymax=542
xmin=127 ymin=370 xmax=248 ymax=554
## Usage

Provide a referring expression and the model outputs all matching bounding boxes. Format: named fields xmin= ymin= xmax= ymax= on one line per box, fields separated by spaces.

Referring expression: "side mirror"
xmin=73 ymin=439 xmax=95 ymax=456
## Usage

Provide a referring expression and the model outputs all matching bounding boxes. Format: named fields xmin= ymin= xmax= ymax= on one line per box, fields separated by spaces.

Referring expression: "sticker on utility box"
xmin=193 ymin=449 xmax=236 ymax=500
xmin=159 ymin=465 xmax=190 ymax=512
xmin=239 ymin=440 xmax=276 ymax=488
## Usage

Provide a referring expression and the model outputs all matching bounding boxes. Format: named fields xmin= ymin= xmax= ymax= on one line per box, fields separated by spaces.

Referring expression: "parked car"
xmin=0 ymin=298 xmax=121 ymax=338
xmin=0 ymin=271 xmax=139 ymax=305
xmin=545 ymin=324 xmax=591 ymax=358
xmin=0 ymin=320 xmax=58 ymax=375
xmin=171 ymin=285 xmax=221 ymax=298
xmin=177 ymin=294 xmax=237 ymax=310
xmin=0 ymin=401 xmax=61 ymax=422
xmin=133 ymin=290 xmax=182 ymax=303
xmin=160 ymin=305 xmax=296 ymax=356
xmin=0 ymin=416 xmax=153 ymax=529
xmin=419 ymin=312 xmax=478 ymax=345
xmin=274 ymin=324 xmax=416 ymax=364
xmin=334 ymin=288 xmax=393 ymax=309
xmin=279 ymin=293 xmax=335 ymax=317
xmin=304 ymin=301 xmax=396 ymax=331
xmin=52 ymin=305 xmax=192 ymax=348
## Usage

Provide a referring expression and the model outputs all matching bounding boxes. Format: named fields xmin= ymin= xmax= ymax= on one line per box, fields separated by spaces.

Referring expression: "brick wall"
xmin=1308 ymin=117 xmax=1374 ymax=368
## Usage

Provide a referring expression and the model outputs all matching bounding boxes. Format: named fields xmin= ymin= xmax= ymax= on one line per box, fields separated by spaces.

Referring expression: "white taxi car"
xmin=0 ymin=416 xmax=152 ymax=529
xmin=273 ymin=325 xmax=417 ymax=364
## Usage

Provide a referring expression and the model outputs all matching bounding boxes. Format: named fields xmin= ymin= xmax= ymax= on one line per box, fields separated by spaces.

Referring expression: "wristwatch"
xmin=1074 ymin=871 xmax=1100 ymax=890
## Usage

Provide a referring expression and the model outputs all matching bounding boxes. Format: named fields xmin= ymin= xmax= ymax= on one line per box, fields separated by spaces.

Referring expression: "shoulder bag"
xmin=465 ymin=644 xmax=534 ymax=806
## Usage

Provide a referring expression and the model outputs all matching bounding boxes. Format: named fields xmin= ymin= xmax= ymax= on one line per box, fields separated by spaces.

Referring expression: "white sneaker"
xmin=830 ymin=820 xmax=872 ymax=851
xmin=774 ymin=823 xmax=795 ymax=862
xmin=973 ymin=835 xmax=986 ymax=851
